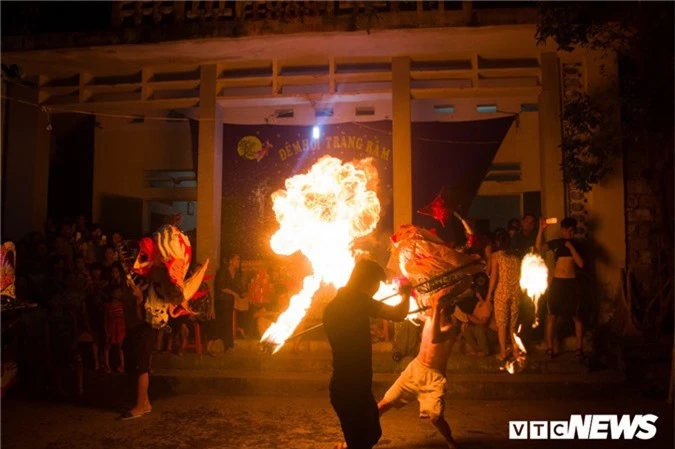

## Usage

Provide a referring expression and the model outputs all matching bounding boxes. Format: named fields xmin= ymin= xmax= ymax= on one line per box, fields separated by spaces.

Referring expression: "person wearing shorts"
xmin=119 ymin=282 xmax=153 ymax=420
xmin=536 ymin=217 xmax=585 ymax=359
xmin=381 ymin=358 xmax=448 ymax=420
xmin=378 ymin=286 xmax=460 ymax=449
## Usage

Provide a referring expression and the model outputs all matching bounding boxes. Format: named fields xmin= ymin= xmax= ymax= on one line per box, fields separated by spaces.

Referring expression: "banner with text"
xmin=219 ymin=117 xmax=514 ymax=258
xmin=221 ymin=121 xmax=393 ymax=259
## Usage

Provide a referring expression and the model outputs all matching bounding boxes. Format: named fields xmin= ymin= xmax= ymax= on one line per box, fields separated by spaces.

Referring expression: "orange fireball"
xmin=261 ymin=156 xmax=382 ymax=353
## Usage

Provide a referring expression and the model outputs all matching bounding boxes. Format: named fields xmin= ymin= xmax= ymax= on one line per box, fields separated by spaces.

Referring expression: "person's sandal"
xmin=119 ymin=408 xmax=152 ymax=421
xmin=119 ymin=411 xmax=142 ymax=420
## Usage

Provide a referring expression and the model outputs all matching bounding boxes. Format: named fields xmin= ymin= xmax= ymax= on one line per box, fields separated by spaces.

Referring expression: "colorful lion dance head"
xmin=131 ymin=225 xmax=209 ymax=329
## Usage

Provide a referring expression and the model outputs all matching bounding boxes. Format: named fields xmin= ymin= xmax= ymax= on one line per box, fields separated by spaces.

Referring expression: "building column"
xmin=1 ymin=84 xmax=51 ymax=240
xmin=538 ymin=52 xmax=565 ymax=222
xmin=392 ymin=56 xmax=412 ymax=229
xmin=196 ymin=64 xmax=224 ymax=283
xmin=584 ymin=50 xmax=625 ymax=291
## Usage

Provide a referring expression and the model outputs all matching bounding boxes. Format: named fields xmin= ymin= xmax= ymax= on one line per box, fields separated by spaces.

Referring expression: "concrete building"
xmin=1 ymin=1 xmax=625 ymax=309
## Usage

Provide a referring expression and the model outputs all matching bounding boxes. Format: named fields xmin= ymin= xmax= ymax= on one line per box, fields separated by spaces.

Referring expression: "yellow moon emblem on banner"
xmin=237 ymin=136 xmax=263 ymax=160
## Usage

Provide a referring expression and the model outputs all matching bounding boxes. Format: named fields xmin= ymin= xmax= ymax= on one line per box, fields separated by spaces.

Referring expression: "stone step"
xmin=148 ymin=368 xmax=626 ymax=400
xmin=152 ymin=349 xmax=592 ymax=375
xmin=620 ymin=339 xmax=673 ymax=397
xmin=228 ymin=336 xmax=589 ymax=354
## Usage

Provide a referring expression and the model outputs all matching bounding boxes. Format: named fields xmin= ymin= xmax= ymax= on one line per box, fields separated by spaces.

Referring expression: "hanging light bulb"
xmin=312 ymin=125 xmax=320 ymax=139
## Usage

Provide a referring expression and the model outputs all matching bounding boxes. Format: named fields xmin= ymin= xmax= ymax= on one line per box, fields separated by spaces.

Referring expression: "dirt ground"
xmin=2 ymin=393 xmax=673 ymax=449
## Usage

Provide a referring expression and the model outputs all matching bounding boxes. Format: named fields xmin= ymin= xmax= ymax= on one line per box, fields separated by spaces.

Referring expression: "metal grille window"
xmin=484 ymin=163 xmax=521 ymax=182
xmin=145 ymin=170 xmax=197 ymax=188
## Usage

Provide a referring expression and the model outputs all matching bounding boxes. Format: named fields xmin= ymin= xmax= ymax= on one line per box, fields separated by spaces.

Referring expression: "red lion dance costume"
xmin=131 ymin=225 xmax=209 ymax=329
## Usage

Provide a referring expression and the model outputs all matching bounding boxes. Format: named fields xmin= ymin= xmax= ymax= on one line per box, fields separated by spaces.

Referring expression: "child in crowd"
xmin=86 ymin=263 xmax=107 ymax=371
xmin=104 ymin=286 xmax=126 ymax=373
xmin=102 ymin=247 xmax=117 ymax=270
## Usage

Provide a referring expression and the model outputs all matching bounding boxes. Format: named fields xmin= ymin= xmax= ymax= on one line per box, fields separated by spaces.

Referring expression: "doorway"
xmin=469 ymin=195 xmax=521 ymax=233
xmin=148 ymin=201 xmax=197 ymax=234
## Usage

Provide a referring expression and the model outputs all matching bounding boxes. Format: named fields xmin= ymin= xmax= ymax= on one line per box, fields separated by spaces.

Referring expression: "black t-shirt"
xmin=323 ymin=287 xmax=385 ymax=390
xmin=215 ymin=268 xmax=244 ymax=302
xmin=512 ymin=231 xmax=537 ymax=251
xmin=547 ymin=238 xmax=584 ymax=261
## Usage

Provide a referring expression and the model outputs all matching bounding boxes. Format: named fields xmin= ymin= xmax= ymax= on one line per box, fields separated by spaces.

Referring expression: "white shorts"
xmin=381 ymin=358 xmax=447 ymax=420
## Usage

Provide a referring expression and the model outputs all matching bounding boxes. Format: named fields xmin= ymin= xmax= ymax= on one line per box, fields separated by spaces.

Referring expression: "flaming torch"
xmin=504 ymin=325 xmax=528 ymax=374
xmin=519 ymin=252 xmax=549 ymax=328
xmin=260 ymin=156 xmax=382 ymax=353
xmin=501 ymin=252 xmax=549 ymax=374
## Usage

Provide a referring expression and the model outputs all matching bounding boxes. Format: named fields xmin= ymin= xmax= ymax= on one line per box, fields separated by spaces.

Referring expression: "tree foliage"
xmin=537 ymin=2 xmax=674 ymax=331
xmin=536 ymin=1 xmax=674 ymax=194
xmin=559 ymin=92 xmax=618 ymax=192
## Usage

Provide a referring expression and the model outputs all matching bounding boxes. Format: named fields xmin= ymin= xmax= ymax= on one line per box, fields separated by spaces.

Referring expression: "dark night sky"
xmin=1 ymin=1 xmax=112 ymax=36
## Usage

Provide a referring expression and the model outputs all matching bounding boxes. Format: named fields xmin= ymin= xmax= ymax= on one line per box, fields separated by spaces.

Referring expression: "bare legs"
xmin=573 ymin=316 xmax=584 ymax=356
xmin=156 ymin=329 xmax=170 ymax=352
xmin=378 ymin=400 xmax=458 ymax=449
xmin=545 ymin=315 xmax=556 ymax=353
xmin=377 ymin=399 xmax=393 ymax=416
xmin=431 ymin=416 xmax=459 ymax=449
xmin=546 ymin=315 xmax=583 ymax=355
xmin=117 ymin=346 xmax=125 ymax=373
xmin=497 ymin=325 xmax=508 ymax=360
xmin=509 ymin=331 xmax=521 ymax=358
xmin=128 ymin=372 xmax=151 ymax=416
xmin=103 ymin=343 xmax=111 ymax=372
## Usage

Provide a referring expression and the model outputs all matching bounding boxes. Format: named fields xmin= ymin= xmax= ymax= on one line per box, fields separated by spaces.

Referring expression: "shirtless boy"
xmin=378 ymin=286 xmax=461 ymax=449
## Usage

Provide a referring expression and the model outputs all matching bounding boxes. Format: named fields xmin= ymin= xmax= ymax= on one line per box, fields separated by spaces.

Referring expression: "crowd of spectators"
xmin=3 ymin=215 xmax=296 ymax=401
xmin=431 ymin=212 xmax=588 ymax=363
xmin=2 ymin=211 xmax=588 ymax=400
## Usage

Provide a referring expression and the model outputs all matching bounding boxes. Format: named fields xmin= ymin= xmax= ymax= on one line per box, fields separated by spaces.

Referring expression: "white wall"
xmin=2 ymin=84 xmax=50 ymax=240
xmin=148 ymin=201 xmax=197 ymax=231
xmin=476 ymin=109 xmax=541 ymax=198
xmin=217 ymin=96 xmax=539 ymax=125
xmin=584 ymin=50 xmax=626 ymax=300
xmin=92 ymin=115 xmax=195 ymax=227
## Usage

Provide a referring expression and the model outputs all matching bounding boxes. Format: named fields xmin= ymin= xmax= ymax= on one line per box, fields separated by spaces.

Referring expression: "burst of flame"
xmin=260 ymin=156 xmax=382 ymax=353
xmin=519 ymin=252 xmax=549 ymax=328
xmin=374 ymin=281 xmax=423 ymax=322
xmin=505 ymin=325 xmax=528 ymax=374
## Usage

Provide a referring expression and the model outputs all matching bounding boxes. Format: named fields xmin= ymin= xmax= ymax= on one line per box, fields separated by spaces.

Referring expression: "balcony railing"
xmin=111 ymin=1 xmax=471 ymax=27
xmin=2 ymin=1 xmax=536 ymax=52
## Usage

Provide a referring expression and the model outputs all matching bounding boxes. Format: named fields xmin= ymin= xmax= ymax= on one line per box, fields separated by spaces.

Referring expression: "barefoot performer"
xmin=323 ymin=260 xmax=412 ymax=449
xmin=378 ymin=285 xmax=461 ymax=449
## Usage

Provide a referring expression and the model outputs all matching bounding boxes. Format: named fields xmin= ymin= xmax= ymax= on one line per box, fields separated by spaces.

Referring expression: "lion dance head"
xmin=131 ymin=225 xmax=209 ymax=329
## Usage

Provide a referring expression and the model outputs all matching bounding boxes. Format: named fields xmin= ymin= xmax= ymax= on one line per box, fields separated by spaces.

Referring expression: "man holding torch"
xmin=323 ymin=260 xmax=412 ymax=449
